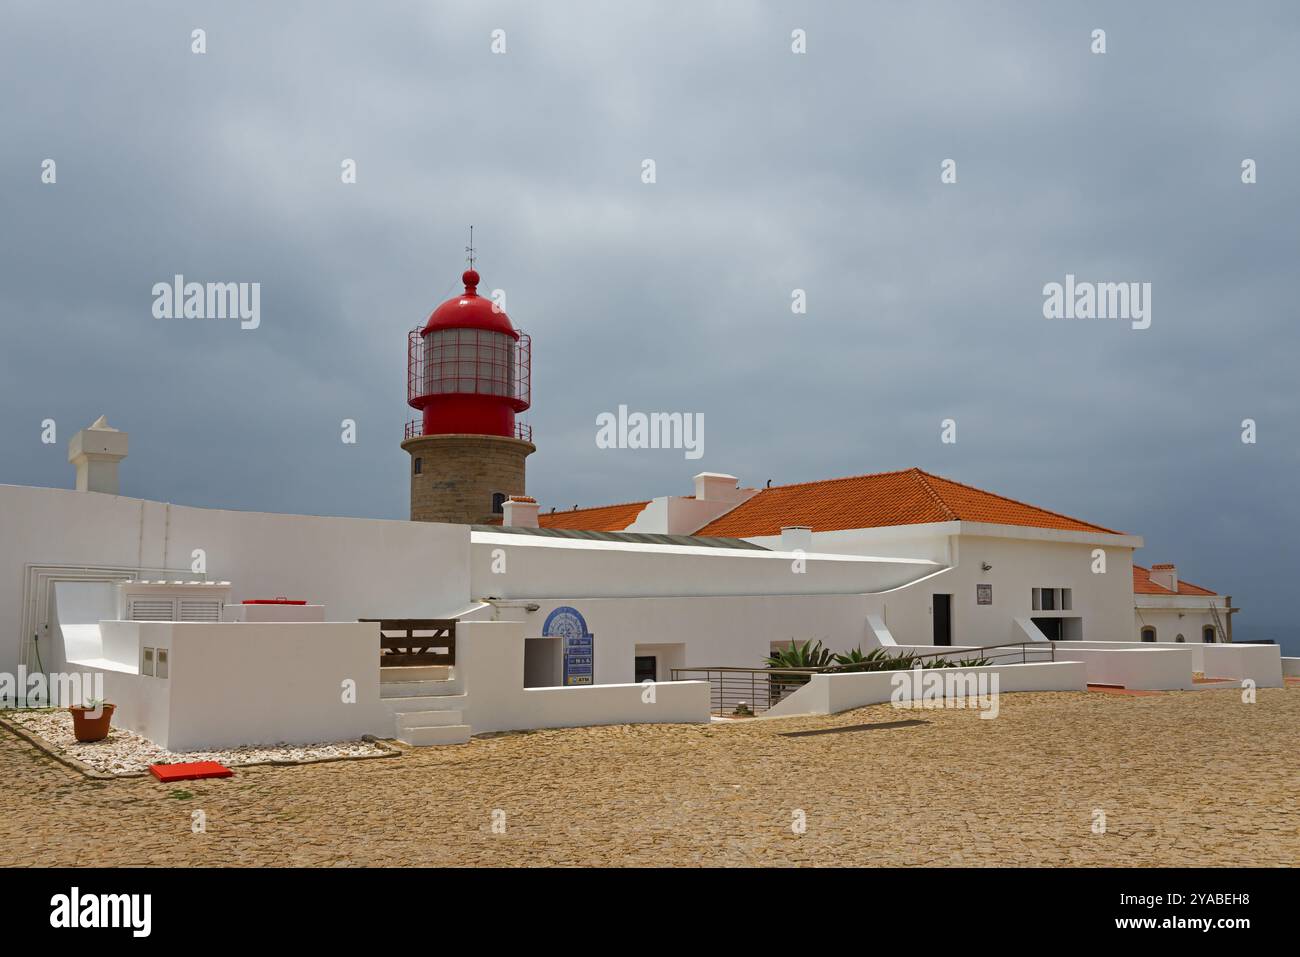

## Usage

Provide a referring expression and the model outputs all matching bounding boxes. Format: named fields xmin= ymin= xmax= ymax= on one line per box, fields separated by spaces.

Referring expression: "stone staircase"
xmin=380 ymin=665 xmax=472 ymax=747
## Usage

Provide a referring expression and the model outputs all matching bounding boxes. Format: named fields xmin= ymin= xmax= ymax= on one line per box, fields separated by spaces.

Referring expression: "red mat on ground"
xmin=149 ymin=761 xmax=233 ymax=782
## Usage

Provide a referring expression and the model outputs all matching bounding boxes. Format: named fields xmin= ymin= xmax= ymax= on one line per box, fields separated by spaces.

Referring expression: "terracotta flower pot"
xmin=68 ymin=703 xmax=116 ymax=743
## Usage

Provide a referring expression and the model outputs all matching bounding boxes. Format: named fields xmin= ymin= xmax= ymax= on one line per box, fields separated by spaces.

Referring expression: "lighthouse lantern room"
xmin=402 ymin=266 xmax=536 ymax=525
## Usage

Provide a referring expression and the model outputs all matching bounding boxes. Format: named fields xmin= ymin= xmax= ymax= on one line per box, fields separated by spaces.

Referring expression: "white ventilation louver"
xmin=178 ymin=600 xmax=222 ymax=622
xmin=129 ymin=599 xmax=176 ymax=621
xmin=119 ymin=581 xmax=232 ymax=622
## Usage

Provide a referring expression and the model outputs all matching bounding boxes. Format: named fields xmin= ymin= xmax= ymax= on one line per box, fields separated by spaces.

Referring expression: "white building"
xmin=483 ymin=467 xmax=1237 ymax=667
xmin=0 ymin=273 xmax=1272 ymax=750
xmin=1 ymin=428 xmax=1263 ymax=748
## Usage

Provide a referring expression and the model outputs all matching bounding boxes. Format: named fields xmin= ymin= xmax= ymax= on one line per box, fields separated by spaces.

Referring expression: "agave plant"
xmin=831 ymin=647 xmax=919 ymax=673
xmin=765 ymin=639 xmax=834 ymax=670
xmin=765 ymin=640 xmax=833 ymax=699
xmin=831 ymin=646 xmax=871 ymax=668
xmin=920 ymin=656 xmax=993 ymax=669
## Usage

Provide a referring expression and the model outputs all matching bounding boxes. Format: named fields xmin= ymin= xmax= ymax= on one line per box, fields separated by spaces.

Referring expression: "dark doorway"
xmin=932 ymin=594 xmax=952 ymax=646
xmin=1032 ymin=617 xmax=1063 ymax=640
xmin=634 ymin=655 xmax=657 ymax=682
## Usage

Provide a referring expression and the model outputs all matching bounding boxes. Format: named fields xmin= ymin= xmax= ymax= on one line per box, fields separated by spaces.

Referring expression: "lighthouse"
xmin=402 ymin=265 xmax=534 ymax=524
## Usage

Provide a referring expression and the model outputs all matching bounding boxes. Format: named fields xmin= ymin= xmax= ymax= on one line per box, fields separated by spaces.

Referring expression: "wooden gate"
xmin=360 ymin=619 xmax=456 ymax=667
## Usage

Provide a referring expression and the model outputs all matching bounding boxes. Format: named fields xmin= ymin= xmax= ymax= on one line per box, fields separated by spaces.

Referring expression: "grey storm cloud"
xmin=1 ymin=1 xmax=1297 ymax=643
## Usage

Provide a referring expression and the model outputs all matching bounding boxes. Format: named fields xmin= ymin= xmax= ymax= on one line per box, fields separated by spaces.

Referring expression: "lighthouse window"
xmin=413 ymin=457 xmax=422 ymax=475
xmin=491 ymin=492 xmax=506 ymax=514
xmin=423 ymin=329 xmax=516 ymax=398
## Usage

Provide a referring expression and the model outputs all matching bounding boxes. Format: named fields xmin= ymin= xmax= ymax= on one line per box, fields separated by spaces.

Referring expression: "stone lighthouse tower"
xmin=401 ymin=264 xmax=534 ymax=524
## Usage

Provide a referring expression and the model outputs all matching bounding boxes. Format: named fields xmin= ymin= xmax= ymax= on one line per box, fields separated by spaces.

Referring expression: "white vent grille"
xmin=178 ymin=600 xmax=222 ymax=622
xmin=129 ymin=599 xmax=176 ymax=621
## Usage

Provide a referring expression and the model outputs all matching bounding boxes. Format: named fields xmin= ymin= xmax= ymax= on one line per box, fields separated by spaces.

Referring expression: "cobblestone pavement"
xmin=2 ymin=688 xmax=1296 ymax=867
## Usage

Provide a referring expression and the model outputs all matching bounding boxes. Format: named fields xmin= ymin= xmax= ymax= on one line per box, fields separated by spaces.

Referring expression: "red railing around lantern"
xmin=404 ymin=418 xmax=532 ymax=443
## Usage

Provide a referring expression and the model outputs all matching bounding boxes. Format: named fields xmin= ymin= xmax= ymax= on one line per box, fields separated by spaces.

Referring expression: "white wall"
xmin=50 ymin=581 xmax=117 ymax=671
xmin=70 ymin=621 xmax=388 ymax=751
xmin=0 ymin=483 xmax=473 ymax=675
xmin=465 ymin=593 xmax=883 ymax=684
xmin=765 ymin=661 xmax=1087 ymax=716
xmin=1051 ymin=639 xmax=1282 ymax=686
xmin=856 ymin=535 xmax=1136 ymax=648
xmin=456 ymin=621 xmax=711 ymax=734
xmin=1200 ymin=643 xmax=1283 ymax=687
xmin=469 ymin=532 xmax=938 ymax=600
xmin=748 ymin=523 xmax=1141 ymax=649
xmin=747 ymin=523 xmax=958 ymax=562
xmin=1134 ymin=606 xmax=1225 ymax=644
xmin=166 ymin=621 xmax=386 ymax=750
xmin=223 ymin=603 xmax=326 ymax=622
xmin=1054 ymin=646 xmax=1195 ymax=690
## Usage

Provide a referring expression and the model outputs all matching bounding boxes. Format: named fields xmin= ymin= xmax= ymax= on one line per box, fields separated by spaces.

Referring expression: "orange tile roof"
xmin=693 ymin=468 xmax=1122 ymax=538
xmin=1132 ymin=564 xmax=1218 ymax=597
xmin=537 ymin=500 xmax=650 ymax=531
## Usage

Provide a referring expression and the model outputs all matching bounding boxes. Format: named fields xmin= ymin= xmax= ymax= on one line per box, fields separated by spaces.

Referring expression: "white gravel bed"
xmin=4 ymin=709 xmax=385 ymax=775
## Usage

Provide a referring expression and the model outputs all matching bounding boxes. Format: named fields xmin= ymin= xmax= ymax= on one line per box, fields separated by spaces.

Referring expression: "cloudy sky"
xmin=2 ymin=1 xmax=1296 ymax=643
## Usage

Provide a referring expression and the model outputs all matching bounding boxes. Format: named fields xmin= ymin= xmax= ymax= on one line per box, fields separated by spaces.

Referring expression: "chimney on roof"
xmin=502 ymin=496 xmax=539 ymax=528
xmin=1150 ymin=563 xmax=1178 ymax=592
xmin=693 ymin=471 xmax=741 ymax=502
xmin=68 ymin=415 xmax=128 ymax=495
xmin=780 ymin=526 xmax=813 ymax=552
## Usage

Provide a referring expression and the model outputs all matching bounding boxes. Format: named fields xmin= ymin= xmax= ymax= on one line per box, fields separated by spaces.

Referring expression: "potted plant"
xmin=68 ymin=698 xmax=116 ymax=742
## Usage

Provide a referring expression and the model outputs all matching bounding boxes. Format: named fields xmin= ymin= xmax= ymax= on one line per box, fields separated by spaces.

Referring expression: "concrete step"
xmin=380 ymin=678 xmax=462 ymax=698
xmin=395 ymin=709 xmax=463 ymax=730
xmin=381 ymin=693 xmax=468 ymax=714
xmin=398 ymin=724 xmax=472 ymax=747
xmin=381 ymin=665 xmax=452 ymax=683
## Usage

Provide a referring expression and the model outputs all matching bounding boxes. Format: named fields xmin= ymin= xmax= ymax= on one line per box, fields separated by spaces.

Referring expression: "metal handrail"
xmin=404 ymin=418 xmax=533 ymax=442
xmin=677 ymin=641 xmax=1055 ymax=676
xmin=673 ymin=641 xmax=1055 ymax=716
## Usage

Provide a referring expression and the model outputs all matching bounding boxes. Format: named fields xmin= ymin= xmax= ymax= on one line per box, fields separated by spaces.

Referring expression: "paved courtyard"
xmin=2 ymin=687 xmax=1296 ymax=867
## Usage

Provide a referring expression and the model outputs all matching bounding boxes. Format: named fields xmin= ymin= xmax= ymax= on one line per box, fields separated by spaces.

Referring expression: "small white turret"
xmin=68 ymin=415 xmax=128 ymax=494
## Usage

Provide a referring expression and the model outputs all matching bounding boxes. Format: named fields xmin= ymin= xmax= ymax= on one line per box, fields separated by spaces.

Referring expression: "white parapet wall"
xmin=0 ymin=483 xmax=474 ymax=677
xmin=1050 ymin=640 xmax=1283 ymax=687
xmin=455 ymin=621 xmax=711 ymax=734
xmin=222 ymin=603 xmax=326 ymax=623
xmin=1199 ymin=643 xmax=1283 ymax=687
xmin=1054 ymin=646 xmax=1196 ymax=691
xmin=765 ymin=660 xmax=1087 ymax=717
xmin=70 ymin=620 xmax=387 ymax=751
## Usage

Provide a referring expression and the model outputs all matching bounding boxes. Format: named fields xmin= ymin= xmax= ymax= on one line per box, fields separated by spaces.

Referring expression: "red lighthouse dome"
xmin=407 ymin=269 xmax=532 ymax=439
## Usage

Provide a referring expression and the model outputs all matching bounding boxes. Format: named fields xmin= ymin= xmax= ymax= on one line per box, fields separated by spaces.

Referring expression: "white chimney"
xmin=68 ymin=415 xmax=128 ymax=495
xmin=502 ymin=496 xmax=539 ymax=528
xmin=693 ymin=472 xmax=741 ymax=502
xmin=781 ymin=526 xmax=813 ymax=552
xmin=1149 ymin=563 xmax=1178 ymax=593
